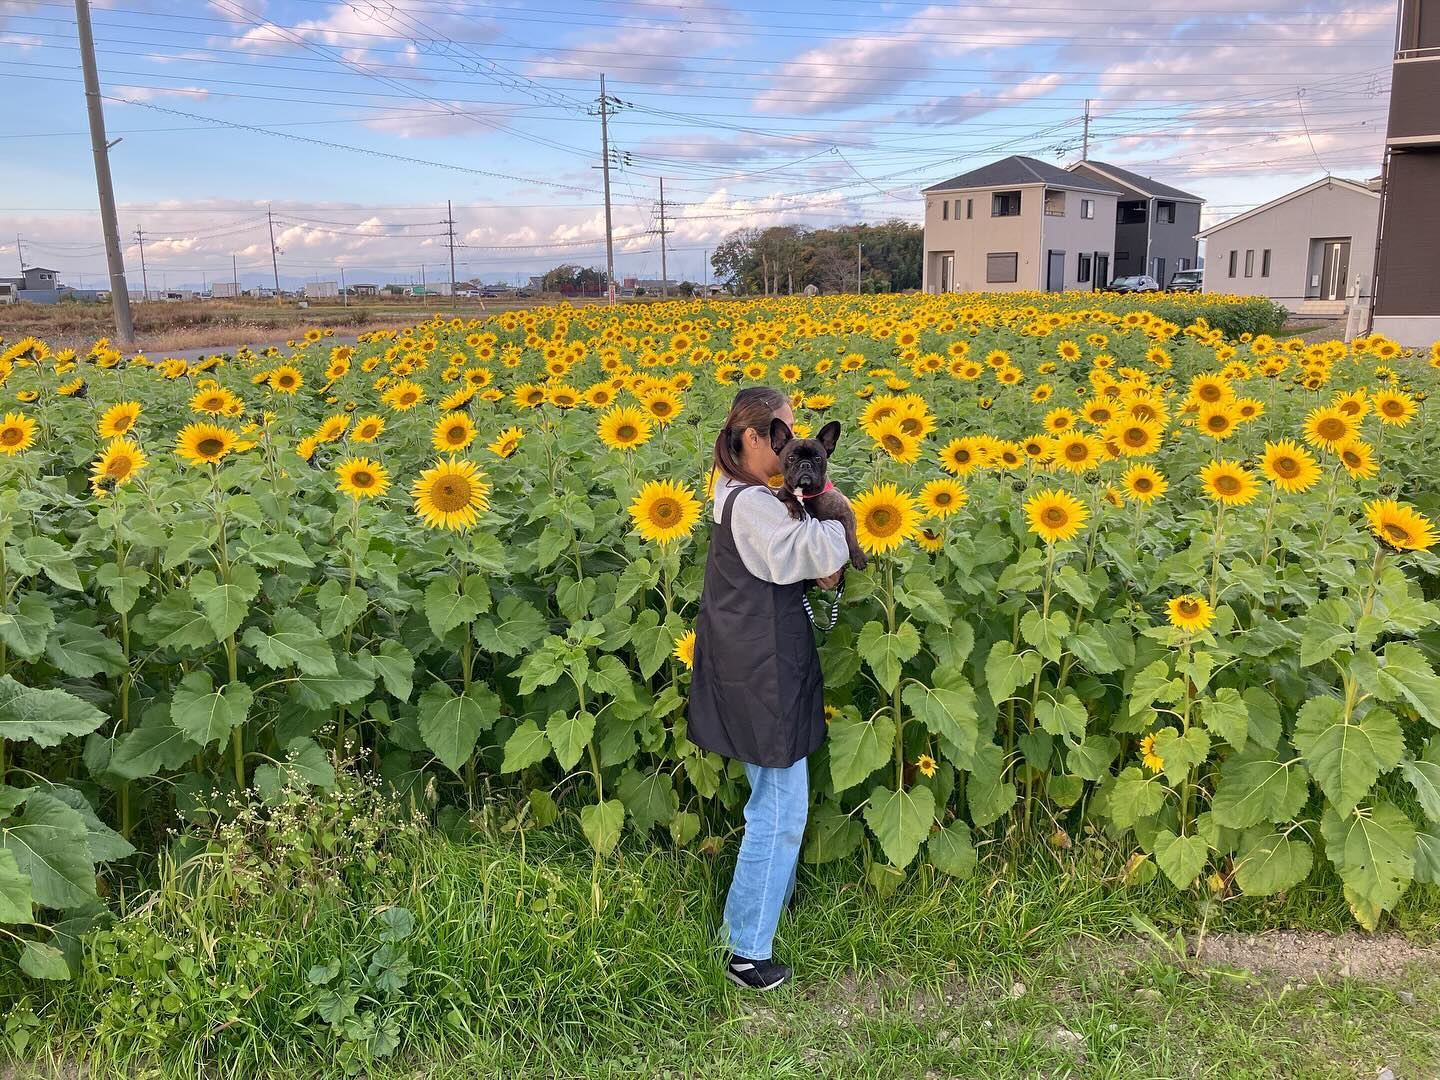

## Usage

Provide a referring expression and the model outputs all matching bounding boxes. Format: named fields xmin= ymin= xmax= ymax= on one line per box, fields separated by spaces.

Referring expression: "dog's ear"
xmin=816 ymin=420 xmax=841 ymax=455
xmin=769 ymin=417 xmax=793 ymax=455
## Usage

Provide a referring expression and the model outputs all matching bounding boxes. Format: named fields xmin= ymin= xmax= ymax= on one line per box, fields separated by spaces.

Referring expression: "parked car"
xmin=1107 ymin=275 xmax=1160 ymax=293
xmin=1169 ymin=269 xmax=1203 ymax=293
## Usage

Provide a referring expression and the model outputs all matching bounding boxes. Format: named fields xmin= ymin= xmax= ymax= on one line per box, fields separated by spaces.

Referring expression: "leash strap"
xmin=801 ymin=577 xmax=844 ymax=631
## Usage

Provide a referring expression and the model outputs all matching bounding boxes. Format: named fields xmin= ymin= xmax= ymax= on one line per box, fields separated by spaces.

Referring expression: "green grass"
xmin=2 ymin=782 xmax=1437 ymax=1078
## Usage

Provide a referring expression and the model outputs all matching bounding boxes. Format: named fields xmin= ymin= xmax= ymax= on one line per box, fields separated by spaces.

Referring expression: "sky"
xmin=0 ymin=0 xmax=1400 ymax=291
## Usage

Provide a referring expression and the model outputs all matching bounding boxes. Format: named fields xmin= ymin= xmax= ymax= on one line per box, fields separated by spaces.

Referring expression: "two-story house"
xmin=921 ymin=156 xmax=1121 ymax=294
xmin=1370 ymin=0 xmax=1440 ymax=344
xmin=1065 ymin=161 xmax=1203 ymax=287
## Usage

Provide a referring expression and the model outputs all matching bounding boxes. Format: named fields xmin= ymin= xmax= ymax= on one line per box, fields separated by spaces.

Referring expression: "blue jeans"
xmin=722 ymin=757 xmax=809 ymax=960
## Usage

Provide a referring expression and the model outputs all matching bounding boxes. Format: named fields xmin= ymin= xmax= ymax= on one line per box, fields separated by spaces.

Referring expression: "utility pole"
xmin=266 ymin=205 xmax=281 ymax=304
xmin=703 ymin=248 xmax=708 ymax=292
xmin=231 ymin=252 xmax=238 ymax=295
xmin=134 ymin=227 xmax=149 ymax=302
xmin=341 ymin=265 xmax=347 ymax=307
xmin=658 ymin=176 xmax=668 ymax=299
xmin=75 ymin=0 xmax=135 ymax=345
xmin=421 ymin=263 xmax=428 ymax=307
xmin=1082 ymin=99 xmax=1091 ymax=161
xmin=14 ymin=235 xmax=24 ymax=273
xmin=599 ymin=74 xmax=616 ymax=305
xmin=445 ymin=199 xmax=457 ymax=299
xmin=857 ymin=242 xmax=863 ymax=295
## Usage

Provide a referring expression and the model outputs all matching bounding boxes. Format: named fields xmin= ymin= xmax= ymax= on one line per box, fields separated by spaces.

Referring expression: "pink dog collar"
xmin=794 ymin=480 xmax=834 ymax=501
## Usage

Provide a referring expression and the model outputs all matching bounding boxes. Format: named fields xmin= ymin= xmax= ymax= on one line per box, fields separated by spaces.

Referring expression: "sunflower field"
xmin=1 ymin=291 xmax=1439 ymax=979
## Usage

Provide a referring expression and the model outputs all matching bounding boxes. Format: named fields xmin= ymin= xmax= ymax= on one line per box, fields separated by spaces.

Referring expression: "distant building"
xmin=304 ymin=281 xmax=339 ymax=299
xmin=922 ymin=154 xmax=1121 ymax=293
xmin=352 ymin=284 xmax=378 ymax=297
xmin=1196 ymin=177 xmax=1380 ymax=318
xmin=22 ymin=267 xmax=59 ymax=290
xmin=1370 ymin=0 xmax=1440 ymax=344
xmin=0 ymin=282 xmax=15 ymax=305
xmin=1066 ymin=160 xmax=1203 ymax=286
xmin=212 ymin=282 xmax=241 ymax=299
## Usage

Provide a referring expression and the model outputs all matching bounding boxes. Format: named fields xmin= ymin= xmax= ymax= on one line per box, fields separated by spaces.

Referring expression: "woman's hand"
xmin=814 ymin=569 xmax=843 ymax=590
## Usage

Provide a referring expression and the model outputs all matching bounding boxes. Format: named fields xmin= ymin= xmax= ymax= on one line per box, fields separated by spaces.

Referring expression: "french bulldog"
xmin=770 ymin=418 xmax=867 ymax=571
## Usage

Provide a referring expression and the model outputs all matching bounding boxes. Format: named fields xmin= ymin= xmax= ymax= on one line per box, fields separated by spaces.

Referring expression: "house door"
xmin=1320 ymin=240 xmax=1350 ymax=301
xmin=1153 ymin=257 xmax=1166 ymax=288
xmin=1046 ymin=250 xmax=1065 ymax=292
xmin=1093 ymin=253 xmax=1109 ymax=291
xmin=939 ymin=254 xmax=954 ymax=294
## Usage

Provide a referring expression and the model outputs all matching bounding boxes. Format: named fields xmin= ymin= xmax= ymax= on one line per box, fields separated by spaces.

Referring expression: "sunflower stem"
xmin=1208 ymin=503 xmax=1226 ymax=607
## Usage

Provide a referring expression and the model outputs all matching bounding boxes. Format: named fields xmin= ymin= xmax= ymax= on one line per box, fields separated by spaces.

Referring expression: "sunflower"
xmin=1189 ymin=374 xmax=1232 ymax=405
xmin=381 ymin=380 xmax=425 ymax=412
xmin=1260 ymin=440 xmax=1321 ymax=494
xmin=1025 ymin=488 xmax=1088 ymax=544
xmin=1052 ymin=431 xmax=1103 ymax=473
xmin=1302 ymin=406 xmax=1355 ymax=450
xmin=870 ymin=419 xmax=922 ymax=464
xmin=513 ymin=382 xmax=547 ymax=408
xmin=316 ymin=413 xmax=351 ymax=443
xmin=1081 ymin=398 xmax=1117 ymax=427
xmin=1122 ymin=463 xmax=1167 ymax=503
xmin=0 ymin=412 xmax=37 ymax=454
xmin=411 ymin=457 xmax=490 ymax=531
xmin=98 ymin=400 xmax=141 ymax=438
xmin=895 ymin=409 xmax=937 ymax=441
xmin=915 ymin=754 xmax=938 ymax=779
xmin=191 ymin=387 xmax=237 ymax=415
xmin=1166 ymin=594 xmax=1215 ymax=633
xmin=1021 ymin=434 xmax=1054 ymax=463
xmin=336 ymin=456 xmax=390 ymax=499
xmin=1196 ymin=403 xmax=1239 ymax=440
xmin=852 ymin=483 xmax=920 ymax=554
xmin=268 ymin=366 xmax=303 ymax=394
xmin=89 ymin=437 xmax=147 ymax=494
xmin=1139 ymin=733 xmax=1165 ymax=774
xmin=1199 ymin=459 xmax=1259 ymax=506
xmin=1373 ymin=389 xmax=1417 ymax=427
xmin=488 ymin=425 xmax=523 ymax=458
xmin=642 ymin=388 xmax=684 ymax=426
xmin=628 ymin=479 xmax=702 ymax=544
xmin=1043 ymin=407 xmax=1077 ymax=434
xmin=349 ymin=414 xmax=385 ymax=443
xmin=174 ymin=422 xmax=236 ymax=467
xmin=598 ymin=405 xmax=653 ymax=451
xmin=431 ymin=412 xmax=477 ymax=454
xmin=1365 ymin=499 xmax=1438 ymax=552
xmin=1337 ymin=438 xmax=1377 ymax=479
xmin=919 ymin=478 xmax=967 ymax=519
xmin=1106 ymin=416 xmax=1162 ymax=457
xmin=778 ymin=363 xmax=802 ymax=384
xmin=992 ymin=440 xmax=1024 ymax=470
xmin=546 ymin=384 xmax=582 ymax=409
xmin=673 ymin=629 xmax=696 ymax=669
xmin=915 ymin=527 xmax=945 ymax=553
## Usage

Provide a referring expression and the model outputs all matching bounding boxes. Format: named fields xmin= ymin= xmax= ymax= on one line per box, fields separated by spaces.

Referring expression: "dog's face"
xmin=770 ymin=419 xmax=841 ymax=493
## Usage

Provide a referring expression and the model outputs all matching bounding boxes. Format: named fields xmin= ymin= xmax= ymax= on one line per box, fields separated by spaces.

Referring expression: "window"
xmin=1118 ymin=203 xmax=1148 ymax=224
xmin=1244 ymin=249 xmax=1255 ymax=278
xmin=986 ymin=252 xmax=1019 ymax=283
xmin=1228 ymin=250 xmax=1238 ymax=278
xmin=1077 ymin=252 xmax=1092 ymax=283
xmin=992 ymin=191 xmax=1021 ymax=217
xmin=1044 ymin=189 xmax=1066 ymax=216
xmin=1081 ymin=198 xmax=1094 ymax=219
xmin=966 ymin=198 xmax=973 ymax=219
xmin=1157 ymin=201 xmax=1176 ymax=224
xmin=941 ymin=199 xmax=949 ymax=221
xmin=1261 ymin=249 xmax=1272 ymax=277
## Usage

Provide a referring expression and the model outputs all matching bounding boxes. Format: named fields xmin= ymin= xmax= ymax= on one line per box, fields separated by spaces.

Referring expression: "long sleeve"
xmin=722 ymin=483 xmax=850 ymax=585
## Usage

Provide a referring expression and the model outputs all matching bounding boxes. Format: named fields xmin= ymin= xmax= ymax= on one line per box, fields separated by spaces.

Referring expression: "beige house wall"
xmin=923 ymin=186 xmax=1117 ymax=293
xmin=923 ymin=188 xmax=1043 ymax=292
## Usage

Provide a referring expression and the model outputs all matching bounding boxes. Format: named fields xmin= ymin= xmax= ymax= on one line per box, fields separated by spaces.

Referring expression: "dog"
xmin=770 ymin=418 xmax=867 ymax=571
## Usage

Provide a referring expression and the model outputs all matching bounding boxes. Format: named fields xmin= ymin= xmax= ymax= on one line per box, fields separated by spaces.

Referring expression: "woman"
xmin=688 ymin=386 xmax=851 ymax=992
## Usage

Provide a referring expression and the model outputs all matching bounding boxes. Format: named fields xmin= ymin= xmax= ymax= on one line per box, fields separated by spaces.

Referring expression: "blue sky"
xmin=0 ymin=0 xmax=1398 ymax=290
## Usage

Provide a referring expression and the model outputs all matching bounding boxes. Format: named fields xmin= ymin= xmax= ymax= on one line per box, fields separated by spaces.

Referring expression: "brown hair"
xmin=713 ymin=386 xmax=788 ymax=487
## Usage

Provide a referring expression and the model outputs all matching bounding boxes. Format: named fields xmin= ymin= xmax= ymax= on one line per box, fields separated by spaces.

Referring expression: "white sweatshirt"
xmin=713 ymin=475 xmax=850 ymax=586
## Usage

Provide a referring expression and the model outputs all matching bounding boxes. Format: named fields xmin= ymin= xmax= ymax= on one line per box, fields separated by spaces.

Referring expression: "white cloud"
xmin=111 ymin=85 xmax=211 ymax=103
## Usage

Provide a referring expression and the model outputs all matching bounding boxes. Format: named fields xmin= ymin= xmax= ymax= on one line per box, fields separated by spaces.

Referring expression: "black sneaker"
xmin=725 ymin=953 xmax=792 ymax=991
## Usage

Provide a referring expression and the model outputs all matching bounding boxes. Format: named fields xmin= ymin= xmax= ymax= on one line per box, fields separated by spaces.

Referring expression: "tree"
xmin=708 ymin=221 xmax=922 ymax=296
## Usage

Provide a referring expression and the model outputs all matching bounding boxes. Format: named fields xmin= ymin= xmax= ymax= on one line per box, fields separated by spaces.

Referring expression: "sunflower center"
xmin=352 ymin=470 xmax=376 ymax=488
xmin=1342 ymin=449 xmax=1361 ymax=466
xmin=1041 ymin=506 xmax=1068 ymax=527
xmin=1317 ymin=417 xmax=1346 ymax=440
xmin=1382 ymin=401 xmax=1403 ymax=416
xmin=899 ymin=417 xmax=922 ymax=435
xmin=617 ymin=424 xmax=637 ymax=441
xmin=882 ymin=434 xmax=904 ymax=452
xmin=933 ymin=492 xmax=952 ymax=507
xmin=197 ymin=437 xmax=225 ymax=457
xmin=1124 ymin=427 xmax=1148 ymax=446
xmin=445 ymin=428 xmax=466 ymax=445
xmin=1205 ymin=414 xmax=1229 ymax=432
xmin=107 ymin=457 xmax=134 ymax=479
xmin=1133 ymin=476 xmax=1154 ymax=493
xmin=1384 ymin=521 xmax=1412 ymax=543
xmin=649 ymin=498 xmax=680 ymax=526
xmin=1199 ymin=386 xmax=1221 ymax=402
xmin=1274 ymin=456 xmax=1299 ymax=478
xmin=1065 ymin=443 xmax=1087 ymax=461
xmin=431 ymin=477 xmax=472 ymax=512
xmin=1215 ymin=474 xmax=1241 ymax=495
xmin=1 ymin=427 xmax=23 ymax=446
xmin=866 ymin=508 xmax=898 ymax=537
xmin=1178 ymin=600 xmax=1199 ymax=616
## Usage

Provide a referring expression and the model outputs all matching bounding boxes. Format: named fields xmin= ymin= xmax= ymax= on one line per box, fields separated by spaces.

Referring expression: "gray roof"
xmin=1067 ymin=160 xmax=1203 ymax=203
xmin=923 ymin=155 xmax=1122 ymax=195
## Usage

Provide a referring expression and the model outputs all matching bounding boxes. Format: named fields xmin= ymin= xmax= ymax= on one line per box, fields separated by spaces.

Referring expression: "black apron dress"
xmin=687 ymin=482 xmax=827 ymax=769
